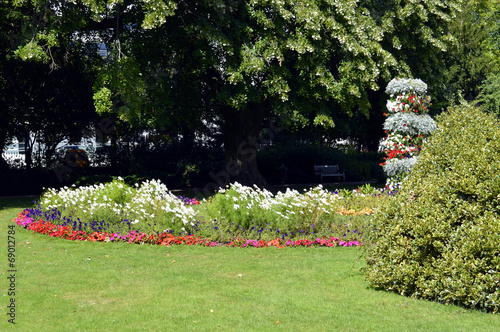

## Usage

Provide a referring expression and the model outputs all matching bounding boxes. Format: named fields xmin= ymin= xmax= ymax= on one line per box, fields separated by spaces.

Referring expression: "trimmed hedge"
xmin=365 ymin=105 xmax=500 ymax=313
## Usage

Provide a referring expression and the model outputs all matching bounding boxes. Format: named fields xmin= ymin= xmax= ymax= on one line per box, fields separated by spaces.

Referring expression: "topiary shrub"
xmin=365 ymin=104 xmax=500 ymax=313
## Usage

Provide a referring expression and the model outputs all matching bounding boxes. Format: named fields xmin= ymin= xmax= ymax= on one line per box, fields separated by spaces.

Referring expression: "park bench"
xmin=314 ymin=164 xmax=345 ymax=182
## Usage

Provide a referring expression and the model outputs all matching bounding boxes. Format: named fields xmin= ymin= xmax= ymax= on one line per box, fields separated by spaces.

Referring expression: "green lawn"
xmin=1 ymin=197 xmax=499 ymax=331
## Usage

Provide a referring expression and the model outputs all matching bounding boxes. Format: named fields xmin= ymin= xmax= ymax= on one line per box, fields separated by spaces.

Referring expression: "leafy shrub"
xmin=476 ymin=72 xmax=500 ymax=117
xmin=72 ymin=173 xmax=115 ymax=187
xmin=365 ymin=104 xmax=500 ymax=313
xmin=130 ymin=142 xmax=224 ymax=187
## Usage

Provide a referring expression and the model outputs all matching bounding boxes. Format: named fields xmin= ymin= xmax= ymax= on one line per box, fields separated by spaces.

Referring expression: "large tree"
xmin=444 ymin=0 xmax=500 ymax=102
xmin=1 ymin=0 xmax=99 ymax=169
xmin=8 ymin=0 xmax=462 ymax=184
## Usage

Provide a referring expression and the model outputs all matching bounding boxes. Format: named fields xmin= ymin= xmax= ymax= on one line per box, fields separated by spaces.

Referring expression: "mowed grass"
xmin=1 ymin=197 xmax=499 ymax=331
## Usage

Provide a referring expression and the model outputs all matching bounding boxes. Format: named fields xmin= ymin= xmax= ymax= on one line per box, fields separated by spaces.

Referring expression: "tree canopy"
xmin=0 ymin=0 xmax=99 ymax=169
xmin=3 ymin=0 xmax=466 ymax=184
xmin=444 ymin=0 xmax=500 ymax=102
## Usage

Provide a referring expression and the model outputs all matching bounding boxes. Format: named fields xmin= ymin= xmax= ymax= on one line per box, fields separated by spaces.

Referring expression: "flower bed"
xmin=14 ymin=210 xmax=360 ymax=248
xmin=13 ymin=179 xmax=393 ymax=248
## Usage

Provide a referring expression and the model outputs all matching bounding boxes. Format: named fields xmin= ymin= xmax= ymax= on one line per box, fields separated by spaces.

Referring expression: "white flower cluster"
xmin=213 ymin=182 xmax=343 ymax=223
xmin=41 ymin=182 xmax=128 ymax=217
xmin=385 ymin=78 xmax=427 ymax=96
xmin=383 ymin=156 xmax=418 ymax=177
xmin=132 ymin=179 xmax=197 ymax=227
xmin=40 ymin=178 xmax=197 ymax=229
xmin=383 ymin=113 xmax=437 ymax=136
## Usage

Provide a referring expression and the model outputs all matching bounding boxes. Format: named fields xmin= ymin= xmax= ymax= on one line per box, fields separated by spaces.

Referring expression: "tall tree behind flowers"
xmin=445 ymin=0 xmax=500 ymax=103
xmin=380 ymin=78 xmax=437 ymax=191
xmin=6 ymin=0 xmax=463 ymax=185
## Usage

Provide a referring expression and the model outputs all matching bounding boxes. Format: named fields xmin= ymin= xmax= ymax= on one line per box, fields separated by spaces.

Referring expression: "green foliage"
xmin=93 ymin=57 xmax=147 ymax=124
xmin=365 ymin=104 xmax=500 ymax=313
xmin=313 ymin=113 xmax=335 ymax=128
xmin=343 ymin=150 xmax=385 ymax=182
xmin=476 ymin=72 xmax=500 ymax=117
xmin=13 ymin=40 xmax=49 ymax=62
xmin=94 ymin=178 xmax=134 ymax=206
xmin=3 ymin=0 xmax=465 ymax=185
xmin=93 ymin=86 xmax=113 ymax=115
xmin=358 ymin=183 xmax=378 ymax=196
xmin=72 ymin=173 xmax=115 ymax=187
xmin=0 ymin=0 xmax=99 ymax=170
xmin=141 ymin=0 xmax=177 ymax=29
xmin=444 ymin=0 xmax=500 ymax=102
xmin=42 ymin=0 xmax=461 ymax=132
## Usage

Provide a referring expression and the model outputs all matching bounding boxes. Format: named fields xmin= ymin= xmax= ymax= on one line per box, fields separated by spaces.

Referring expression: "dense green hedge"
xmin=365 ymin=105 xmax=500 ymax=313
xmin=257 ymin=142 xmax=384 ymax=184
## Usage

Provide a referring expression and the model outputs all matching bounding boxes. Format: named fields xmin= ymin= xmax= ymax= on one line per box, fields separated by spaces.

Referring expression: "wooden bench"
xmin=314 ymin=165 xmax=345 ymax=182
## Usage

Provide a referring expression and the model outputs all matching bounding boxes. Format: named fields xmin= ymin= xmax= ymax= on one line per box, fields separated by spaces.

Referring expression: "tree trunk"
xmin=43 ymin=138 xmax=59 ymax=168
xmin=221 ymin=103 xmax=269 ymax=187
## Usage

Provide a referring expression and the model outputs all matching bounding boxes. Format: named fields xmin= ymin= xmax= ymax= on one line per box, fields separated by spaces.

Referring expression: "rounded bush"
xmin=365 ymin=105 xmax=500 ymax=313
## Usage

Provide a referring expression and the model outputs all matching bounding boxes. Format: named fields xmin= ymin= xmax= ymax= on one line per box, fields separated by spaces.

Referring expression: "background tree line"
xmin=1 ymin=0 xmax=499 ymax=193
